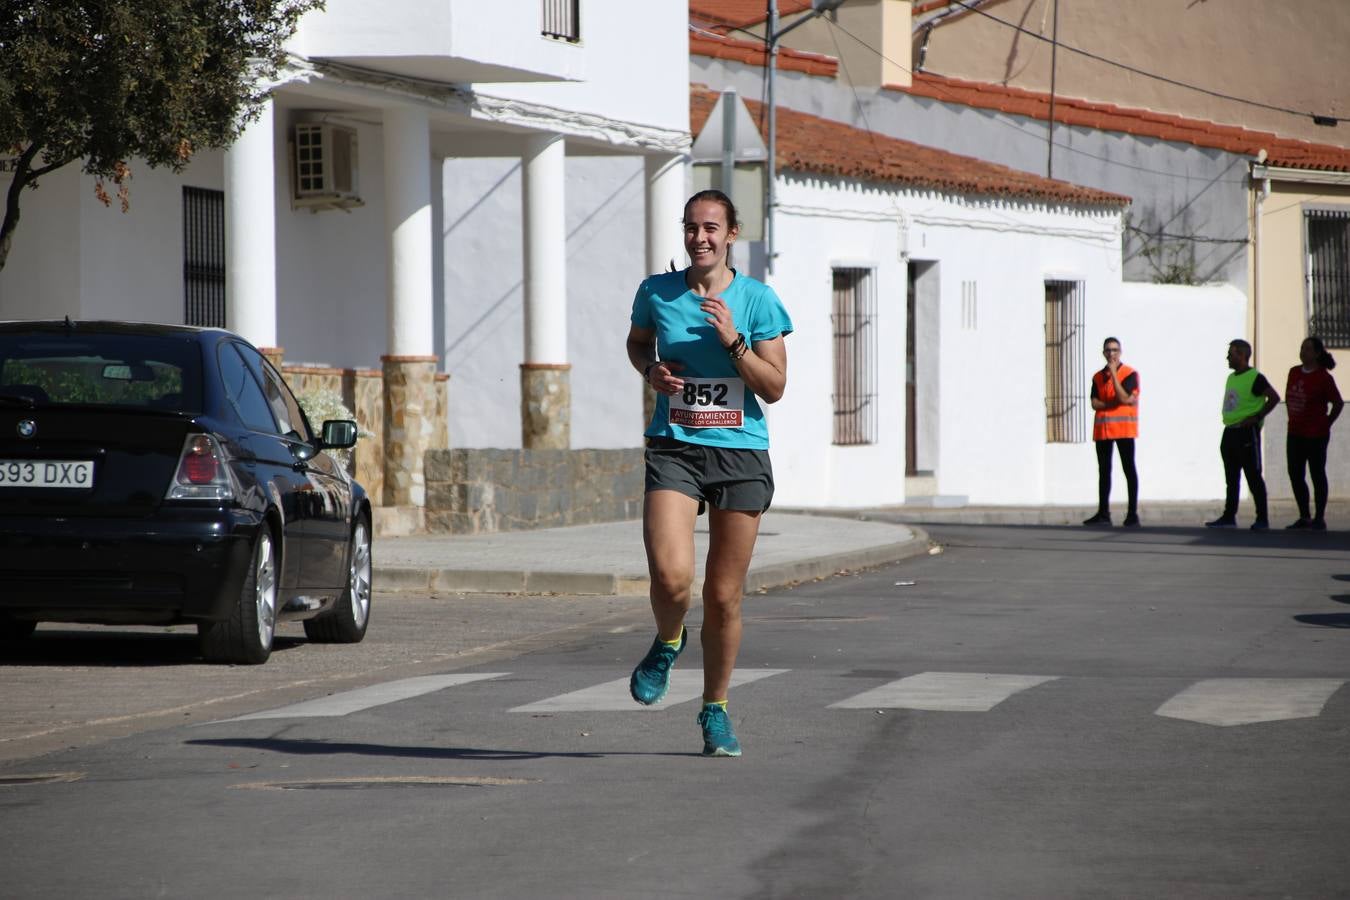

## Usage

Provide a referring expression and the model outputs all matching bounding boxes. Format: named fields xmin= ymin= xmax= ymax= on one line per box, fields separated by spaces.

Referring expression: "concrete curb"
xmin=743 ymin=527 xmax=934 ymax=594
xmin=373 ymin=526 xmax=932 ymax=597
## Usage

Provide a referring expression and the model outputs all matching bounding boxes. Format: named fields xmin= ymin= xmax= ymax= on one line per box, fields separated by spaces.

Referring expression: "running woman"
xmin=623 ymin=189 xmax=792 ymax=757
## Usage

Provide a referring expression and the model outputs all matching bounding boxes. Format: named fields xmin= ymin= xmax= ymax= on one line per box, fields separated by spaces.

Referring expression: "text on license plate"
xmin=0 ymin=460 xmax=96 ymax=488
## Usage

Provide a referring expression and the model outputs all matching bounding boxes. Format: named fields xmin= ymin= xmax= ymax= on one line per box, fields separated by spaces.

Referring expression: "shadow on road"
xmin=1293 ymin=613 xmax=1350 ymax=628
xmin=925 ymin=522 xmax=1347 ymax=561
xmin=186 ymin=736 xmax=698 ymax=760
xmin=0 ymin=630 xmax=306 ymax=667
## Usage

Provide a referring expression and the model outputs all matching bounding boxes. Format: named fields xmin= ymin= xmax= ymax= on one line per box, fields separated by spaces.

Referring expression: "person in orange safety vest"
xmin=1083 ymin=337 xmax=1140 ymax=527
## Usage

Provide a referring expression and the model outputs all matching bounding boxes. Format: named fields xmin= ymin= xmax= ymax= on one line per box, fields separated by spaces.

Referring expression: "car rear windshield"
xmin=0 ymin=333 xmax=204 ymax=412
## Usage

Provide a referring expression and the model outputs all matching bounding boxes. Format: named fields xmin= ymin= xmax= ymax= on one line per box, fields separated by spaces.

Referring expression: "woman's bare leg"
xmin=642 ymin=490 xmax=700 ymax=641
xmin=701 ymin=507 xmax=762 ymax=701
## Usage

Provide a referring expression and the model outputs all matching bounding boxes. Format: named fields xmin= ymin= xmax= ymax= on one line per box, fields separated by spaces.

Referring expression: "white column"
xmin=645 ymin=153 xmax=688 ymax=276
xmin=522 ymin=133 xmax=567 ymax=363
xmin=383 ymin=106 xmax=434 ymax=357
xmin=224 ymin=100 xmax=277 ymax=347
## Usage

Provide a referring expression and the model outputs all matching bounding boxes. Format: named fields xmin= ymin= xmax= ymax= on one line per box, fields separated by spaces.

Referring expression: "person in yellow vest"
xmin=1206 ymin=339 xmax=1280 ymax=530
xmin=1083 ymin=337 xmax=1140 ymax=526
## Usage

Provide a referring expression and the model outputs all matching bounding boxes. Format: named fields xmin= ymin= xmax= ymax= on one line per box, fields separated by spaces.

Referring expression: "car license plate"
xmin=0 ymin=459 xmax=95 ymax=488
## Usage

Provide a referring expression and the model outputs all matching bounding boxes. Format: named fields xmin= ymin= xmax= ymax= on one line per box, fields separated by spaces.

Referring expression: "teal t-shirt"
xmin=631 ymin=269 xmax=793 ymax=449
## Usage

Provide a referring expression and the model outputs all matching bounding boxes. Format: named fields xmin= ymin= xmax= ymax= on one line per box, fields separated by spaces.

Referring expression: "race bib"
xmin=668 ymin=377 xmax=745 ymax=428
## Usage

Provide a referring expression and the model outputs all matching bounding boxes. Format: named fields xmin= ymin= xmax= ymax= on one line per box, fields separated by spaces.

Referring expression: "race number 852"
xmin=681 ymin=382 xmax=728 ymax=407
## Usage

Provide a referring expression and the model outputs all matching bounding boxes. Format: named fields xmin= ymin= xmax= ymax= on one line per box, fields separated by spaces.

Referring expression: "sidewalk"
xmin=802 ymin=498 xmax=1350 ymax=528
xmin=372 ymin=499 xmax=1348 ymax=597
xmin=374 ymin=512 xmax=932 ymax=596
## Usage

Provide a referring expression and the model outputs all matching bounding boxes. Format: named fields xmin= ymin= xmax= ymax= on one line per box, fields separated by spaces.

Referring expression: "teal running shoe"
xmin=697 ymin=703 xmax=741 ymax=757
xmin=629 ymin=626 xmax=686 ymax=705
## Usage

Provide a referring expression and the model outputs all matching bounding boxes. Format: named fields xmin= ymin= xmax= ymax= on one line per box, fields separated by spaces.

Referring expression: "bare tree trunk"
xmin=0 ymin=144 xmax=65 ymax=273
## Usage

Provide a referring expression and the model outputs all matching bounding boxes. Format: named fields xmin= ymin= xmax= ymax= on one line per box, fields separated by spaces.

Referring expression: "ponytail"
xmin=1307 ymin=336 xmax=1336 ymax=370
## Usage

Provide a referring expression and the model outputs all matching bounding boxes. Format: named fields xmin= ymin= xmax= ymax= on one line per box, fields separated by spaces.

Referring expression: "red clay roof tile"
xmin=894 ymin=73 xmax=1350 ymax=172
xmin=690 ymin=87 xmax=1130 ymax=206
xmin=690 ymin=1 xmax=814 ymax=32
xmin=689 ymin=30 xmax=839 ymax=76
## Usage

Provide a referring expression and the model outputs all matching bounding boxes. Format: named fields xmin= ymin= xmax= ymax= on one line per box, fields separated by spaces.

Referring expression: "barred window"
xmin=182 ymin=187 xmax=225 ymax=328
xmin=1306 ymin=209 xmax=1350 ymax=347
xmin=832 ymin=268 xmax=877 ymax=445
xmin=542 ymin=0 xmax=580 ymax=42
xmin=1045 ymin=280 xmax=1087 ymax=443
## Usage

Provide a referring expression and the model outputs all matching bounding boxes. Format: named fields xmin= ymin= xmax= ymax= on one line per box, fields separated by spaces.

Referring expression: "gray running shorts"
xmin=644 ymin=436 xmax=775 ymax=513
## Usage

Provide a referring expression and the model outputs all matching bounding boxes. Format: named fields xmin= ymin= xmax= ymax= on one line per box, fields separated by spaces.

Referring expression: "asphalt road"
xmin=2 ymin=523 xmax=1348 ymax=899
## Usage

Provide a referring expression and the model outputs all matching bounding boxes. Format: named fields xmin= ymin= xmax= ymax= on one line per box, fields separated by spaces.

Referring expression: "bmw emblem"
xmin=17 ymin=419 xmax=36 ymax=439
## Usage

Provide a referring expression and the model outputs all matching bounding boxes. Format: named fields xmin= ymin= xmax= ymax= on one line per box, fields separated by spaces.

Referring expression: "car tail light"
xmin=166 ymin=434 xmax=236 ymax=501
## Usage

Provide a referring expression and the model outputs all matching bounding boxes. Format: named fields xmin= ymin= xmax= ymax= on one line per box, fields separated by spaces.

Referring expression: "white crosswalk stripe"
xmin=200 ymin=669 xmax=1350 ymax=725
xmin=509 ymin=669 xmax=790 ymax=713
xmin=828 ymin=671 xmax=1059 ymax=711
xmin=212 ymin=673 xmax=510 ymax=723
xmin=1154 ymin=678 xmax=1345 ymax=726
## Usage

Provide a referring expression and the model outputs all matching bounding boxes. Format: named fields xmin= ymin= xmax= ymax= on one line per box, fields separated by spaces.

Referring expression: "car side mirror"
xmin=319 ymin=419 xmax=359 ymax=449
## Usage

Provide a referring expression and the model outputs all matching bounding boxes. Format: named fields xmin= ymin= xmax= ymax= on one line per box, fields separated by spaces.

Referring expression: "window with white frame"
xmin=1044 ymin=280 xmax=1087 ymax=443
xmin=1306 ymin=208 xmax=1350 ymax=347
xmin=832 ymin=267 xmax=877 ymax=445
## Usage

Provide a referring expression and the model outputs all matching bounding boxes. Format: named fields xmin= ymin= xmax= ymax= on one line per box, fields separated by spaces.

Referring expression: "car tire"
xmin=0 ymin=616 xmax=37 ymax=641
xmin=199 ymin=527 xmax=277 ymax=665
xmin=304 ymin=515 xmax=371 ymax=644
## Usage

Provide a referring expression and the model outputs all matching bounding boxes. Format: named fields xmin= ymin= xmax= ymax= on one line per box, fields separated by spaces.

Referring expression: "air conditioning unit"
xmin=291 ymin=123 xmax=363 ymax=211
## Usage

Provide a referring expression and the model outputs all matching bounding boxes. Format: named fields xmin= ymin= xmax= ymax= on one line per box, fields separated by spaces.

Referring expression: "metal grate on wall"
xmin=1306 ymin=209 xmax=1350 ymax=347
xmin=832 ymin=267 xmax=878 ymax=446
xmin=542 ymin=0 xmax=580 ymax=42
xmin=1044 ymin=280 xmax=1087 ymax=443
xmin=183 ymin=187 xmax=225 ymax=328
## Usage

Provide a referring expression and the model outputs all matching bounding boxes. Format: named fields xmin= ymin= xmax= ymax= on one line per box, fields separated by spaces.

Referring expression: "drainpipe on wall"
xmin=1251 ymin=148 xmax=1269 ymax=365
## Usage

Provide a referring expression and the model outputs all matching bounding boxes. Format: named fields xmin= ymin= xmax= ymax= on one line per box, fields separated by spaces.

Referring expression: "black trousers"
xmin=1287 ymin=434 xmax=1330 ymax=521
xmin=1220 ymin=425 xmax=1267 ymax=519
xmin=1094 ymin=438 xmax=1138 ymax=515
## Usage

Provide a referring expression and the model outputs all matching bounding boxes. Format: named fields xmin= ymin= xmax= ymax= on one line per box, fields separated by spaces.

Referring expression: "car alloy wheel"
xmin=200 ymin=526 xmax=277 ymax=664
xmin=302 ymin=515 xmax=371 ymax=645
xmin=252 ymin=530 xmax=278 ymax=651
xmin=348 ymin=519 xmax=371 ymax=630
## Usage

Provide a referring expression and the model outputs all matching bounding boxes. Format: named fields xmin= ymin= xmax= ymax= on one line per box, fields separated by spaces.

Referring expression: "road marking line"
xmin=829 ymin=672 xmax=1059 ymax=711
xmin=1155 ymin=678 xmax=1345 ymax=726
xmin=212 ymin=673 xmax=510 ymax=722
xmin=509 ymin=669 xmax=789 ymax=713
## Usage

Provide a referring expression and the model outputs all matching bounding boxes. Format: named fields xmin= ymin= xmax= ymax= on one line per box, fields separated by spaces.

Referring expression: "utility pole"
xmin=1046 ymin=0 xmax=1059 ymax=179
xmin=765 ymin=0 xmax=847 ymax=274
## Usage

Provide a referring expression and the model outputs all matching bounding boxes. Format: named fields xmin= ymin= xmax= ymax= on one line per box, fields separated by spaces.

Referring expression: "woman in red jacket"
xmin=1285 ymin=336 xmax=1344 ymax=530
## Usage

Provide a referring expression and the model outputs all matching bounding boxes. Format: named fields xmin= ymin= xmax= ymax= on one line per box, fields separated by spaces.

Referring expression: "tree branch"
xmin=0 ymin=143 xmax=74 ymax=272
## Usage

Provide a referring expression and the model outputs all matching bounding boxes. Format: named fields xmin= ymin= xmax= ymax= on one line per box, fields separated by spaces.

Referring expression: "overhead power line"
xmin=941 ymin=0 xmax=1341 ymax=127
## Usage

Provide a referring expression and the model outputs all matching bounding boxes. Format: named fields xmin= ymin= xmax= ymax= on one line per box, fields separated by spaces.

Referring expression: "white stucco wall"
xmin=0 ymin=166 xmax=83 ymax=319
xmin=441 ymin=153 xmax=652 ymax=448
xmin=292 ymin=0 xmax=585 ymax=84
xmin=479 ymin=0 xmax=689 ymax=138
xmin=0 ymin=155 xmax=221 ymax=324
xmin=761 ymin=173 xmax=1130 ymax=509
xmin=761 ymin=180 xmax=911 ymax=508
xmin=1109 ymin=283 xmax=1249 ymax=502
xmin=271 ymin=111 xmax=389 ymax=368
xmin=77 ymin=157 xmax=220 ymax=325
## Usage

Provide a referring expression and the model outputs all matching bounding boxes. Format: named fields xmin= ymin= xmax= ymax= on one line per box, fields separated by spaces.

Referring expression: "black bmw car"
xmin=0 ymin=320 xmax=372 ymax=664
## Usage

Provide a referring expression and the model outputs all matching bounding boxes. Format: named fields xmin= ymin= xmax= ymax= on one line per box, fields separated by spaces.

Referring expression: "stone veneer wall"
xmin=279 ymin=363 xmax=453 ymax=507
xmin=424 ymin=448 xmax=644 ymax=534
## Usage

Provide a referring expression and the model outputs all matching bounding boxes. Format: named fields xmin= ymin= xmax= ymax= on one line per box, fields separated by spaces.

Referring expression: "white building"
xmin=0 ymin=0 xmax=691 ymax=518
xmin=687 ymin=90 xmax=1244 ymax=509
xmin=1 ymin=1 xmax=1251 ymax=521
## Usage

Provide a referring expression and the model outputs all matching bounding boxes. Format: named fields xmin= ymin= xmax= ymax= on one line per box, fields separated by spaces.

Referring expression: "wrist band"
xmin=642 ymin=362 xmax=658 ymax=381
xmin=727 ymin=334 xmax=747 ymax=359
